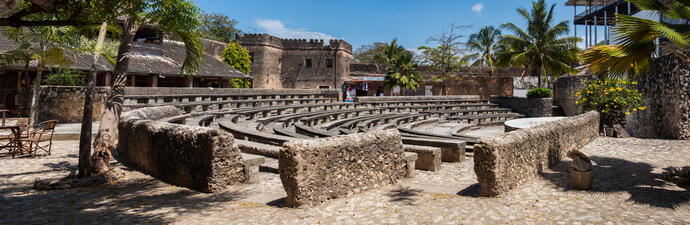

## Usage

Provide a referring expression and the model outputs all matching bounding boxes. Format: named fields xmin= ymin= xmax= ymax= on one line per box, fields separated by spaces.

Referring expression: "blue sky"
xmin=196 ymin=0 xmax=577 ymax=50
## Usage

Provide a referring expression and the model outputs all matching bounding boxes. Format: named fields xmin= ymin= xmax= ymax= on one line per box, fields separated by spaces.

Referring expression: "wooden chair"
xmin=21 ymin=120 xmax=58 ymax=156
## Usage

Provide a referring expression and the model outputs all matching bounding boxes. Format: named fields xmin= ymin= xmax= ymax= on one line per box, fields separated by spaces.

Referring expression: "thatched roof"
xmin=0 ymin=30 xmax=250 ymax=79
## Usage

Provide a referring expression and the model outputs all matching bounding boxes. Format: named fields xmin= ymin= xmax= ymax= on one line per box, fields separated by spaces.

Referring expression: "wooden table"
xmin=0 ymin=125 xmax=24 ymax=158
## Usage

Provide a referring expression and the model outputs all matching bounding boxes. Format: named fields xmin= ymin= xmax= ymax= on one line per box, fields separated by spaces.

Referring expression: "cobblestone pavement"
xmin=1 ymin=138 xmax=689 ymax=224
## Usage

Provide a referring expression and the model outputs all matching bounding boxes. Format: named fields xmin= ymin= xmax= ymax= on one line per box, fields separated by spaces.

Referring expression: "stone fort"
xmin=237 ymin=33 xmax=353 ymax=89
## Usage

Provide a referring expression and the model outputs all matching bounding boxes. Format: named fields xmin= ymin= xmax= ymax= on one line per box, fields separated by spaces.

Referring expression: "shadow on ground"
xmin=387 ymin=186 xmax=423 ymax=205
xmin=1 ymin=176 xmax=247 ymax=224
xmin=540 ymin=156 xmax=690 ymax=209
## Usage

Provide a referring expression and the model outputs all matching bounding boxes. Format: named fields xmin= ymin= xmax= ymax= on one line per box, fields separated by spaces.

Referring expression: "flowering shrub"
xmin=576 ymin=78 xmax=645 ymax=127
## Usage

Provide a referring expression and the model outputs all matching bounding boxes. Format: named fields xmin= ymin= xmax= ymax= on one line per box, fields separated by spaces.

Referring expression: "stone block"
xmin=404 ymin=145 xmax=442 ymax=171
xmin=117 ymin=106 xmax=247 ymax=193
xmin=279 ymin=130 xmax=407 ymax=207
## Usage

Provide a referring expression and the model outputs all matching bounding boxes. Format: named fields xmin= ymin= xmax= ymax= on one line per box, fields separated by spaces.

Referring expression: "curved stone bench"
xmin=295 ymin=122 xmax=337 ymax=138
xmin=273 ymin=126 xmax=312 ymax=139
xmin=218 ymin=117 xmax=297 ymax=145
xmin=447 ymin=113 xmax=525 ymax=124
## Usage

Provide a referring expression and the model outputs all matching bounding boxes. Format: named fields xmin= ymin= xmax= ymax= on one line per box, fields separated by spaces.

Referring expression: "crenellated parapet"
xmin=238 ymin=33 xmax=352 ymax=53
xmin=237 ymin=33 xmax=284 ymax=48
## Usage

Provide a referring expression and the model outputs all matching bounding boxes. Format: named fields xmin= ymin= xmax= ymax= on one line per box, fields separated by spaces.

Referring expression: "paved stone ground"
xmin=1 ymin=138 xmax=689 ymax=224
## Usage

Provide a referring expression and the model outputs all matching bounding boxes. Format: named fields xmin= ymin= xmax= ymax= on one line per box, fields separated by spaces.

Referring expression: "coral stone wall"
xmin=556 ymin=75 xmax=597 ymax=116
xmin=37 ymin=86 xmax=341 ymax=123
xmin=38 ymin=86 xmax=110 ymax=123
xmin=357 ymin=95 xmax=481 ymax=102
xmin=473 ymin=111 xmax=599 ymax=196
xmin=116 ymin=106 xmax=246 ymax=193
xmin=278 ymin=129 xmax=408 ymax=207
xmin=490 ymin=96 xmax=553 ymax=117
xmin=626 ymin=52 xmax=690 ymax=139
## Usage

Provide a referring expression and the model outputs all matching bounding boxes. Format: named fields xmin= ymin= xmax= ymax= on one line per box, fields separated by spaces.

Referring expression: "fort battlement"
xmin=238 ymin=33 xmax=352 ymax=52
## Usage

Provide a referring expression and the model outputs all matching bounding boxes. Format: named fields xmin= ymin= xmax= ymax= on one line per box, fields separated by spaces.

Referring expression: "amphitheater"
xmin=114 ymin=88 xmax=537 ymax=203
xmin=124 ymin=89 xmax=522 ymax=156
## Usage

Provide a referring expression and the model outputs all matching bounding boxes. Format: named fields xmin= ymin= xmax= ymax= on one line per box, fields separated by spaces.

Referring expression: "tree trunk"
xmin=29 ymin=64 xmax=43 ymax=125
xmin=79 ymin=22 xmax=108 ymax=178
xmin=90 ymin=17 xmax=138 ymax=175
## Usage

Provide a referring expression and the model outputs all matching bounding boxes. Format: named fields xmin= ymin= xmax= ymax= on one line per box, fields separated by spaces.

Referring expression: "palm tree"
xmin=3 ymin=26 xmax=72 ymax=125
xmin=497 ymin=0 xmax=581 ymax=87
xmin=580 ymin=0 xmax=690 ymax=78
xmin=375 ymin=39 xmax=409 ymax=64
xmin=384 ymin=52 xmax=422 ymax=95
xmin=90 ymin=0 xmax=205 ymax=175
xmin=466 ymin=26 xmax=502 ymax=75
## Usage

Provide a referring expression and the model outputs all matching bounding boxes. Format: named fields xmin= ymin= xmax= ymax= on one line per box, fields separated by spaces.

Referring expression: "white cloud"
xmin=255 ymin=19 xmax=336 ymax=40
xmin=472 ymin=3 xmax=484 ymax=13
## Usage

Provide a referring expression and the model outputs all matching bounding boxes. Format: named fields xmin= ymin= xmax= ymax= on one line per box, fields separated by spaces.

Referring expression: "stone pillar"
xmin=152 ymin=75 xmax=158 ymax=87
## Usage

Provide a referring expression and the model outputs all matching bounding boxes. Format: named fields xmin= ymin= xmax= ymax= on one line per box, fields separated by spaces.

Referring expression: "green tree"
xmin=200 ymin=12 xmax=241 ymax=43
xmin=418 ymin=23 xmax=471 ymax=95
xmin=43 ymin=68 xmax=85 ymax=86
xmin=231 ymin=79 xmax=251 ymax=88
xmin=466 ymin=26 xmax=502 ymax=75
xmin=221 ymin=41 xmax=252 ymax=74
xmin=353 ymin=42 xmax=390 ymax=64
xmin=580 ymin=0 xmax=690 ymax=78
xmin=385 ymin=52 xmax=422 ymax=95
xmin=497 ymin=0 xmax=580 ymax=87
xmin=4 ymin=25 xmax=72 ymax=125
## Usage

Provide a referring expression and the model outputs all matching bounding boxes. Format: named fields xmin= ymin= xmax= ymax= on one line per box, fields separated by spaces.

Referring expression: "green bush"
xmin=43 ymin=68 xmax=85 ymax=86
xmin=526 ymin=88 xmax=552 ymax=99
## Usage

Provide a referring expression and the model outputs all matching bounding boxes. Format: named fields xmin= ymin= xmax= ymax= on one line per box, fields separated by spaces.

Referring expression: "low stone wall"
xmin=38 ymin=86 xmax=110 ymax=123
xmin=556 ymin=75 xmax=596 ymax=116
xmin=357 ymin=95 xmax=480 ymax=103
xmin=37 ymin=86 xmax=341 ymax=123
xmin=626 ymin=52 xmax=690 ymax=139
xmin=490 ymin=96 xmax=552 ymax=117
xmin=473 ymin=111 xmax=599 ymax=196
xmin=279 ymin=129 xmax=408 ymax=207
xmin=116 ymin=106 xmax=246 ymax=193
xmin=124 ymin=87 xmax=340 ymax=98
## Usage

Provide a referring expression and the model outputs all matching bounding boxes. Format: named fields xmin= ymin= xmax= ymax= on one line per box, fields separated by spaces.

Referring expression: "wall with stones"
xmin=626 ymin=52 xmax=690 ymax=139
xmin=556 ymin=75 xmax=597 ymax=116
xmin=116 ymin=106 xmax=245 ymax=192
xmin=357 ymin=95 xmax=481 ymax=102
xmin=438 ymin=76 xmax=514 ymax=99
xmin=37 ymin=86 xmax=341 ymax=123
xmin=278 ymin=129 xmax=408 ymax=207
xmin=116 ymin=106 xmax=246 ymax=193
xmin=473 ymin=111 xmax=599 ymax=196
xmin=490 ymin=96 xmax=553 ymax=117
xmin=38 ymin=86 xmax=110 ymax=123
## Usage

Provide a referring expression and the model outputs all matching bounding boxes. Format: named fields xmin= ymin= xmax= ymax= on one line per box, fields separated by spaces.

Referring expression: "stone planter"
xmin=570 ymin=168 xmax=594 ymax=190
